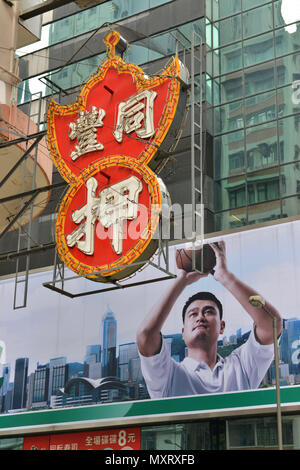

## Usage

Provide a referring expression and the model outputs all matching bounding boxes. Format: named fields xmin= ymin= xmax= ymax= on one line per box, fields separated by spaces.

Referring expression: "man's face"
xmin=182 ymin=299 xmax=225 ymax=349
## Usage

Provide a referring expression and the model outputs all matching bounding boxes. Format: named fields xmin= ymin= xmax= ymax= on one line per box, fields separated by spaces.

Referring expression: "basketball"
xmin=176 ymin=244 xmax=217 ymax=273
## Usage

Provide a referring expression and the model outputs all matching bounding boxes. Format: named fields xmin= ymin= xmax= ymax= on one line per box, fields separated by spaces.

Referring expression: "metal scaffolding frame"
xmin=43 ymin=218 xmax=176 ymax=299
xmin=13 ymin=92 xmax=44 ymax=309
xmin=0 ymin=27 xmax=204 ymax=305
xmin=190 ymin=29 xmax=204 ymax=272
xmin=0 ymin=93 xmax=48 ymax=308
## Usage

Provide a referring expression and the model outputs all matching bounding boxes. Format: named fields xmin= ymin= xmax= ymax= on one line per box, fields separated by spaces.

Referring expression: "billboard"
xmin=0 ymin=219 xmax=300 ymax=423
xmin=23 ymin=427 xmax=141 ymax=450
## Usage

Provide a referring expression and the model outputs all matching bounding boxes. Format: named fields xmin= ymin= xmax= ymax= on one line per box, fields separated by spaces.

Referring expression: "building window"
xmin=229 ymin=186 xmax=246 ymax=208
xmin=229 ymin=152 xmax=244 ymax=171
xmin=257 ymin=179 xmax=280 ymax=202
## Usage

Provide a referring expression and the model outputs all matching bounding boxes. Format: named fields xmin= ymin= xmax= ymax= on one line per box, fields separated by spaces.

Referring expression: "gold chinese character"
xmin=113 ymin=90 xmax=156 ymax=143
xmin=66 ymin=175 xmax=143 ymax=256
xmin=69 ymin=106 xmax=106 ymax=161
xmin=98 ymin=175 xmax=143 ymax=254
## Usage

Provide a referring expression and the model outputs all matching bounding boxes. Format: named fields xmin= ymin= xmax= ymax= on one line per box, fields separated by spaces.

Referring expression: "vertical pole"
xmin=271 ymin=314 xmax=283 ymax=450
xmin=249 ymin=296 xmax=283 ymax=450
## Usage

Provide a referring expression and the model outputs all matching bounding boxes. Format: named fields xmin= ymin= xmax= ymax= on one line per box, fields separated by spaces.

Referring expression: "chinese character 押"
xmin=66 ymin=175 xmax=143 ymax=256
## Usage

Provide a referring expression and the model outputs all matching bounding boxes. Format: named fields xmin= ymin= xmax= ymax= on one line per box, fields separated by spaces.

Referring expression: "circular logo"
xmin=55 ymin=156 xmax=168 ymax=281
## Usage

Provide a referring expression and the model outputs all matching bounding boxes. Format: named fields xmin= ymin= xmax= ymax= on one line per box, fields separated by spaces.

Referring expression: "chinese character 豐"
xmin=68 ymin=106 xmax=106 ymax=161
xmin=113 ymin=90 xmax=157 ymax=143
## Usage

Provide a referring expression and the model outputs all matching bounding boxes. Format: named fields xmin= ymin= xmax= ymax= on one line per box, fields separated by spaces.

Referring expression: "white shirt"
xmin=139 ymin=328 xmax=274 ymax=398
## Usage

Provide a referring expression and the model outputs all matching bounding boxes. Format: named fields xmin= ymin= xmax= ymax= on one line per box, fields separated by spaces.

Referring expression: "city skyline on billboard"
xmin=0 ymin=219 xmax=300 ymax=412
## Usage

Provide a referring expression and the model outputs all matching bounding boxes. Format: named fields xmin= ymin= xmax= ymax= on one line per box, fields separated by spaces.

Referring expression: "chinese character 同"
xmin=113 ymin=90 xmax=157 ymax=143
xmin=68 ymin=106 xmax=106 ymax=161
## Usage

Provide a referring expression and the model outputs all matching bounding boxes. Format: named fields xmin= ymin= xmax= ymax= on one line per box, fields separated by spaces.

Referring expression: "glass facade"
xmin=15 ymin=0 xmax=300 ymax=235
xmin=16 ymin=0 xmax=174 ymax=57
xmin=9 ymin=1 xmax=300 ymax=248
xmin=16 ymin=17 xmax=205 ymax=106
xmin=1 ymin=413 xmax=300 ymax=450
xmin=210 ymin=0 xmax=300 ymax=231
xmin=2 ymin=0 xmax=300 ymax=450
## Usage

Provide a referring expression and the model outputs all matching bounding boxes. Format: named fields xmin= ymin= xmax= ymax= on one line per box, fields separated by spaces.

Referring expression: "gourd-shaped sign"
xmin=47 ymin=31 xmax=189 ymax=282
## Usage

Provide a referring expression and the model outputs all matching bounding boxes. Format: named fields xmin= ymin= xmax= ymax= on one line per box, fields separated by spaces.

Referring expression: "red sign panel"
xmin=56 ymin=157 xmax=163 ymax=280
xmin=23 ymin=427 xmax=141 ymax=451
xmin=47 ymin=31 xmax=188 ymax=282
xmin=23 ymin=434 xmax=50 ymax=450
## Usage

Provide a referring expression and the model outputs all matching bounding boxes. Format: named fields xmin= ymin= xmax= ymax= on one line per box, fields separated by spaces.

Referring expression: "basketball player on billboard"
xmin=137 ymin=241 xmax=282 ymax=398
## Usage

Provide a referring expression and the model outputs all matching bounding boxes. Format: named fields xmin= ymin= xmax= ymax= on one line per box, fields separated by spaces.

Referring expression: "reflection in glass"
xmin=276 ymin=53 xmax=300 ymax=87
xmin=214 ymin=131 xmax=245 ymax=179
xmin=247 ymin=170 xmax=280 ymax=204
xmin=215 ymin=176 xmax=247 ymax=211
xmin=243 ymin=4 xmax=273 ymax=39
xmin=278 ymin=116 xmax=300 ymax=164
xmin=248 ymin=200 xmax=281 ymax=225
xmin=274 ymin=0 xmax=300 ymax=30
xmin=242 ymin=0 xmax=272 ymax=9
xmin=215 ymin=209 xmax=246 ymax=231
xmin=47 ymin=54 xmax=104 ymax=93
xmin=17 ymin=18 xmax=205 ymax=105
xmin=228 ymin=419 xmax=255 ymax=448
xmin=228 ymin=416 xmax=294 ymax=449
xmin=280 ymin=163 xmax=300 ymax=197
xmin=277 ymin=86 xmax=300 ymax=119
xmin=282 ymin=195 xmax=300 ymax=219
xmin=244 ymin=63 xmax=275 ymax=97
xmin=213 ymin=0 xmax=241 ymax=21
xmin=244 ymin=32 xmax=274 ymax=68
xmin=275 ymin=23 xmax=300 ymax=58
xmin=213 ymin=16 xmax=242 ymax=48
xmin=214 ymin=44 xmax=243 ymax=77
xmin=246 ymin=122 xmax=278 ymax=171
xmin=206 ymin=75 xmax=213 ymax=105
xmin=17 ymin=0 xmax=171 ymax=56
xmin=245 ymin=90 xmax=276 ymax=127
xmin=141 ymin=422 xmax=213 ymax=450
xmin=214 ymin=100 xmax=244 ymax=134
xmin=47 ymin=0 xmax=163 ymax=47
xmin=0 ymin=437 xmax=23 ymax=450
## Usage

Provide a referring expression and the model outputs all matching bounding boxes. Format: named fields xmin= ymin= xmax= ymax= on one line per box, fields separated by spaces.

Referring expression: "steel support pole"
xmin=269 ymin=312 xmax=283 ymax=451
xmin=249 ymin=295 xmax=283 ymax=450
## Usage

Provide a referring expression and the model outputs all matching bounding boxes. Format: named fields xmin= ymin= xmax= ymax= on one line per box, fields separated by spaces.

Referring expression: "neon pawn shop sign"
xmin=47 ymin=31 xmax=189 ymax=282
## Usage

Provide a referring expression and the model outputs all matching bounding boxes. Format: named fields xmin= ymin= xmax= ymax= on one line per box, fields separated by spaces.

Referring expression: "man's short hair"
xmin=182 ymin=292 xmax=223 ymax=323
